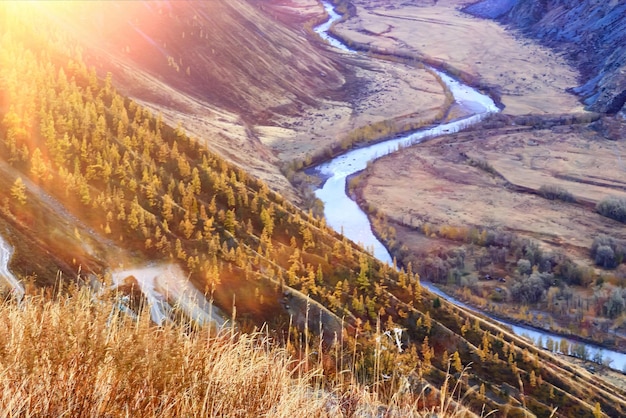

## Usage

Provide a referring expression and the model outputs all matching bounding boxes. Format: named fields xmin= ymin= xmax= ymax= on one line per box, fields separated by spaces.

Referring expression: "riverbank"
xmin=353 ymin=117 xmax=626 ymax=352
xmin=329 ymin=0 xmax=584 ymax=115
xmin=311 ymin=0 xmax=626 ymax=374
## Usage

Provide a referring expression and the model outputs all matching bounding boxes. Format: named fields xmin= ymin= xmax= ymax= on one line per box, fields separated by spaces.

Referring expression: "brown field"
xmin=333 ymin=0 xmax=584 ymax=115
xmin=330 ymin=0 xmax=626 ymax=346
xmin=358 ymin=124 xmax=626 ymax=264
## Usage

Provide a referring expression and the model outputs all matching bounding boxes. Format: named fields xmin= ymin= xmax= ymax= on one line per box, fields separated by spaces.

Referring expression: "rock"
xmin=462 ymin=0 xmax=519 ymax=19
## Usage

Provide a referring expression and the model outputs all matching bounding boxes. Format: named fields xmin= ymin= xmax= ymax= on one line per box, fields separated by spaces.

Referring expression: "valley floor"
xmin=324 ymin=0 xmax=626 ymax=353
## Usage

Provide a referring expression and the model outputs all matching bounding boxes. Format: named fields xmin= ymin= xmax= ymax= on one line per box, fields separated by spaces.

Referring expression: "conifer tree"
xmin=10 ymin=177 xmax=26 ymax=205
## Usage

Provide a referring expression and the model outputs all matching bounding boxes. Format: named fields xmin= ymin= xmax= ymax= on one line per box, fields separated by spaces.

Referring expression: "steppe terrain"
xmin=2 ymin=1 xmax=626 ymax=415
xmin=343 ymin=0 xmax=626 ymax=346
xmin=358 ymin=123 xmax=626 ymax=262
xmin=335 ymin=0 xmax=626 ymax=269
xmin=64 ymin=0 xmax=451 ymax=203
xmin=332 ymin=0 xmax=584 ymax=115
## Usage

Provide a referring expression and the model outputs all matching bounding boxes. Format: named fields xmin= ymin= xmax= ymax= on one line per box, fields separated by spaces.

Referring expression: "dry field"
xmin=263 ymin=55 xmax=447 ymax=163
xmin=237 ymin=0 xmax=451 ymax=167
xmin=333 ymin=0 xmax=584 ymax=115
xmin=358 ymin=125 xmax=626 ymax=261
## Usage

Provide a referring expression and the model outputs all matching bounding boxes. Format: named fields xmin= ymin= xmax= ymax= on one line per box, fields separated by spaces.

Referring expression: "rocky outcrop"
xmin=466 ymin=0 xmax=626 ymax=114
xmin=462 ymin=0 xmax=519 ymax=19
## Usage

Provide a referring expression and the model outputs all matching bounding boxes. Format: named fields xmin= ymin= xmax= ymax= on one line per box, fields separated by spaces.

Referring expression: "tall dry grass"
xmin=0 ymin=288 xmax=473 ymax=417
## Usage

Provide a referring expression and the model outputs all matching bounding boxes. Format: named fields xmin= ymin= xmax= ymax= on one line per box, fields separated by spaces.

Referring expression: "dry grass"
xmin=0 ymin=288 xmax=475 ymax=417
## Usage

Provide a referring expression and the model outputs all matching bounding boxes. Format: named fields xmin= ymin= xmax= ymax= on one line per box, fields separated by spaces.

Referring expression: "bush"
xmin=557 ymin=260 xmax=584 ymax=285
xmin=538 ymin=184 xmax=575 ymax=202
xmin=595 ymin=245 xmax=616 ymax=268
xmin=511 ymin=273 xmax=545 ymax=304
xmin=516 ymin=259 xmax=532 ymax=276
xmin=596 ymin=196 xmax=626 ymax=223
xmin=591 ymin=235 xmax=625 ymax=269
xmin=468 ymin=157 xmax=496 ymax=174
xmin=604 ymin=288 xmax=626 ymax=319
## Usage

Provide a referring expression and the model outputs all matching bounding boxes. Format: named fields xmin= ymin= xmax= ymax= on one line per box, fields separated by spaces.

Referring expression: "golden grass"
xmin=0 ymin=288 xmax=474 ymax=417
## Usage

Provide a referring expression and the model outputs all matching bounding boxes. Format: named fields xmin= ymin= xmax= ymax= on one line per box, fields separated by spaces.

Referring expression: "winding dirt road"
xmin=0 ymin=235 xmax=24 ymax=299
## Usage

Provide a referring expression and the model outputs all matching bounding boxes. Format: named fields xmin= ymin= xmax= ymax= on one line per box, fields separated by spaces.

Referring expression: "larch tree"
xmin=10 ymin=177 xmax=27 ymax=205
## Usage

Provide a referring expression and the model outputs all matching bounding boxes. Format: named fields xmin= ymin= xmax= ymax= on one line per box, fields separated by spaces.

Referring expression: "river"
xmin=313 ymin=0 xmax=626 ymax=372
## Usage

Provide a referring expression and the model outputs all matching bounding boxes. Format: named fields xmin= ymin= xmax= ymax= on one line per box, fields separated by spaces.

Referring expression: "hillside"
xmin=56 ymin=0 xmax=345 ymax=203
xmin=45 ymin=0 xmax=452 ymax=205
xmin=1 ymin=1 xmax=626 ymax=416
xmin=466 ymin=0 xmax=626 ymax=114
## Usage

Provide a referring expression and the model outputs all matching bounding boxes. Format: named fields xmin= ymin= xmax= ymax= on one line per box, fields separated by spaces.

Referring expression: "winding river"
xmin=313 ymin=0 xmax=626 ymax=371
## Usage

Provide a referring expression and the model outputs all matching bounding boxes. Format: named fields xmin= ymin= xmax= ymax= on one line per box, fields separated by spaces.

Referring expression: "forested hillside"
xmin=0 ymin=1 xmax=625 ymax=416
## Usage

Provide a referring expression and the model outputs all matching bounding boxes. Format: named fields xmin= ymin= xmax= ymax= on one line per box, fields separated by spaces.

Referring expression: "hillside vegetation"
xmin=0 ymin=1 xmax=625 ymax=416
xmin=0 ymin=288 xmax=476 ymax=417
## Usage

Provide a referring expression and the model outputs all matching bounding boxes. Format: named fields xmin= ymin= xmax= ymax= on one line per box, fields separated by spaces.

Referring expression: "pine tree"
xmin=593 ymin=402 xmax=602 ymax=418
xmin=452 ymin=351 xmax=463 ymax=373
xmin=10 ymin=177 xmax=27 ymax=205
xmin=421 ymin=336 xmax=433 ymax=367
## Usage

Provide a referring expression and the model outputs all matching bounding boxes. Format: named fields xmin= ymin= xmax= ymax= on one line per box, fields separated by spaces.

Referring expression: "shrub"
xmin=604 ymin=288 xmax=626 ymax=319
xmin=596 ymin=196 xmax=626 ymax=223
xmin=516 ymin=259 xmax=532 ymax=276
xmin=511 ymin=273 xmax=545 ymax=304
xmin=595 ymin=245 xmax=616 ymax=268
xmin=538 ymin=184 xmax=575 ymax=202
xmin=557 ymin=260 xmax=584 ymax=286
xmin=468 ymin=157 xmax=496 ymax=174
xmin=591 ymin=234 xmax=625 ymax=269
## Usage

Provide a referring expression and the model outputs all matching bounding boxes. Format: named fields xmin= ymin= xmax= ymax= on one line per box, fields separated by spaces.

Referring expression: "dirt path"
xmin=110 ymin=264 xmax=228 ymax=328
xmin=0 ymin=235 xmax=24 ymax=299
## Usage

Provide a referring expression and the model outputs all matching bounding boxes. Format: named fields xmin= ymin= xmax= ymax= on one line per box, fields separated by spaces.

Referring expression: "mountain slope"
xmin=54 ymin=0 xmax=343 ymax=120
xmin=1 ymin=1 xmax=625 ymax=416
xmin=39 ymin=0 xmax=349 ymax=203
xmin=497 ymin=0 xmax=626 ymax=114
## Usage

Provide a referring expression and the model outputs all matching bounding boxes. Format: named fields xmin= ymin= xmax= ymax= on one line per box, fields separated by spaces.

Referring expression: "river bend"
xmin=313 ymin=0 xmax=626 ymax=371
